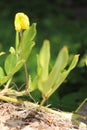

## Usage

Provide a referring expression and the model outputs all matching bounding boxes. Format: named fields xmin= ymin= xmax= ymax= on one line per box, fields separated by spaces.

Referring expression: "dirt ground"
xmin=0 ymin=102 xmax=86 ymax=130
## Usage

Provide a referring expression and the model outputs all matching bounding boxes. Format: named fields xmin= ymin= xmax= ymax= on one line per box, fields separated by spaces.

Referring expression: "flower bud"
xmin=14 ymin=12 xmax=30 ymax=32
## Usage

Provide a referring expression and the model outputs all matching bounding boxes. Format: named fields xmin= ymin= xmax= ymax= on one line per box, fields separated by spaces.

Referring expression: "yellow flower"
xmin=14 ymin=12 xmax=30 ymax=32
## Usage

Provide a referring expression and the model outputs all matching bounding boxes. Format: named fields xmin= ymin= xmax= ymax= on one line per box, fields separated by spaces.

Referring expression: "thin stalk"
xmin=5 ymin=78 xmax=12 ymax=89
xmin=20 ymin=31 xmax=29 ymax=91
xmin=15 ymin=31 xmax=19 ymax=53
xmin=20 ymin=31 xmax=36 ymax=103
xmin=38 ymin=98 xmax=46 ymax=109
xmin=75 ymin=98 xmax=87 ymax=113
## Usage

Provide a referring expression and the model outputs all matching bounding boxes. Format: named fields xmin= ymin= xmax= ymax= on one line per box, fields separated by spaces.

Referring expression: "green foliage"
xmin=5 ymin=54 xmax=19 ymax=74
xmin=0 ymin=1 xmax=87 ymax=111
xmin=37 ymin=40 xmax=50 ymax=81
xmin=37 ymin=41 xmax=79 ymax=105
xmin=0 ymin=22 xmax=36 ymax=87
xmin=0 ymin=13 xmax=79 ymax=108
xmin=21 ymin=23 xmax=36 ymax=60
xmin=0 ymin=67 xmax=5 ymax=79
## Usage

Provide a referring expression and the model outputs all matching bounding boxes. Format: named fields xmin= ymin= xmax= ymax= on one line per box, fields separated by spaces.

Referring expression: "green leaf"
xmin=47 ymin=54 xmax=79 ymax=97
xmin=9 ymin=59 xmax=24 ymax=76
xmin=0 ymin=67 xmax=5 ymax=79
xmin=0 ymin=60 xmax=24 ymax=87
xmin=28 ymin=75 xmax=38 ymax=92
xmin=0 ymin=52 xmax=24 ymax=87
xmin=20 ymin=23 xmax=36 ymax=60
xmin=38 ymin=46 xmax=69 ymax=94
xmin=23 ymin=41 xmax=35 ymax=60
xmin=9 ymin=47 xmax=15 ymax=54
xmin=22 ymin=23 xmax=36 ymax=42
xmin=46 ymin=46 xmax=68 ymax=86
xmin=0 ymin=76 xmax=10 ymax=86
xmin=68 ymin=55 xmax=79 ymax=71
xmin=38 ymin=40 xmax=50 ymax=80
xmin=5 ymin=54 xmax=18 ymax=74
xmin=37 ymin=43 xmax=79 ymax=100
xmin=5 ymin=53 xmax=24 ymax=76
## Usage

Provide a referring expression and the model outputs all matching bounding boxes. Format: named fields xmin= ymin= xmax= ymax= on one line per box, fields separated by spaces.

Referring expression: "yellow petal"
xmin=14 ymin=12 xmax=30 ymax=32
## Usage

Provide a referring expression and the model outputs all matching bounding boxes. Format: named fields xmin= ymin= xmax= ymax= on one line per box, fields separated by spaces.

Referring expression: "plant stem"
xmin=75 ymin=98 xmax=87 ymax=113
xmin=20 ymin=31 xmax=36 ymax=103
xmin=16 ymin=31 xmax=19 ymax=53
xmin=20 ymin=31 xmax=29 ymax=91
xmin=5 ymin=78 xmax=12 ymax=89
xmin=23 ymin=60 xmax=29 ymax=91
xmin=39 ymin=98 xmax=46 ymax=109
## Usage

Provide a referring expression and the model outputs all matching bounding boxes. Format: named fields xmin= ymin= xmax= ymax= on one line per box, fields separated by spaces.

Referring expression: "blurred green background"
xmin=0 ymin=0 xmax=87 ymax=112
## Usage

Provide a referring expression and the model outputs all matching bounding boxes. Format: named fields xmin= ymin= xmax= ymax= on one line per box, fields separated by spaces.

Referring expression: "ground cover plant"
xmin=0 ymin=12 xmax=86 ymax=130
xmin=0 ymin=0 xmax=87 ymax=111
xmin=0 ymin=12 xmax=79 ymax=106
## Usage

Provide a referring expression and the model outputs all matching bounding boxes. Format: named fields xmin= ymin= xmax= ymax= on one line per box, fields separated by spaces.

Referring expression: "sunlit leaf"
xmin=9 ymin=47 xmax=15 ymax=54
xmin=5 ymin=54 xmax=18 ymax=74
xmin=0 ymin=76 xmax=10 ymax=86
xmin=38 ymin=46 xmax=69 ymax=94
xmin=20 ymin=23 xmax=36 ymax=60
xmin=47 ymin=54 xmax=79 ymax=97
xmin=38 ymin=40 xmax=50 ymax=80
xmin=28 ymin=75 xmax=38 ymax=92
xmin=0 ymin=67 xmax=5 ymax=79
xmin=22 ymin=23 xmax=36 ymax=42
xmin=10 ymin=59 xmax=24 ymax=75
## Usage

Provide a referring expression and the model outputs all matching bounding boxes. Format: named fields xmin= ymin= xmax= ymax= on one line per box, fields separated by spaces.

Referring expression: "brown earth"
xmin=0 ymin=102 xmax=86 ymax=130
